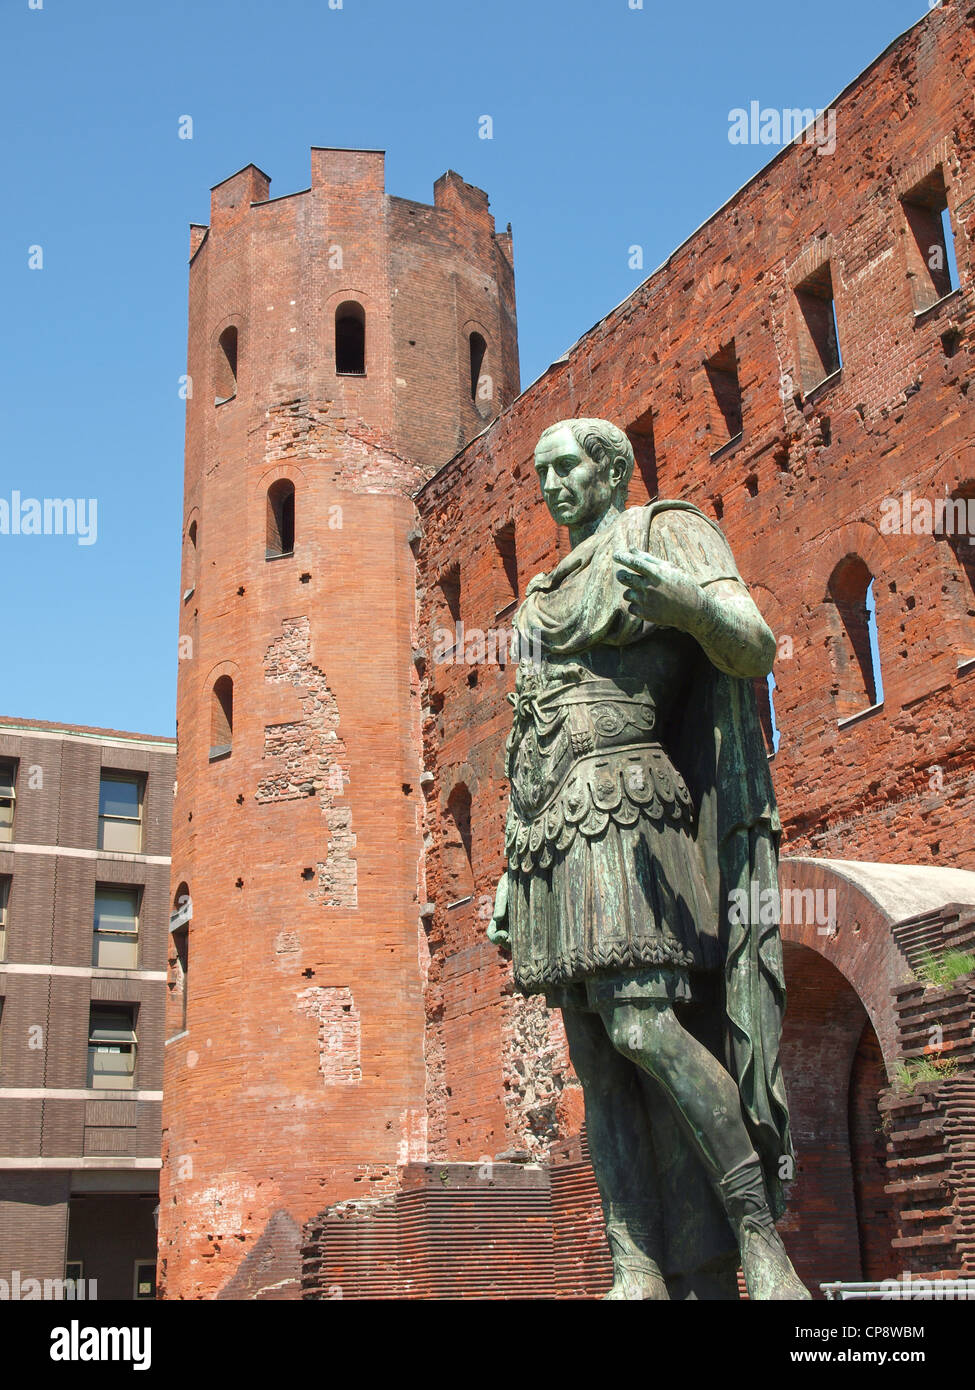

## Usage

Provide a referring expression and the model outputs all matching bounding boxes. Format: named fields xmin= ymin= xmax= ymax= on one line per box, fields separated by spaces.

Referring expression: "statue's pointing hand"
xmin=614 ymin=549 xmax=705 ymax=632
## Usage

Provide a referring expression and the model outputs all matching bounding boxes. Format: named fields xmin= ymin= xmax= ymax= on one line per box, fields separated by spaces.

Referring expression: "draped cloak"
xmin=505 ymin=499 xmax=794 ymax=1225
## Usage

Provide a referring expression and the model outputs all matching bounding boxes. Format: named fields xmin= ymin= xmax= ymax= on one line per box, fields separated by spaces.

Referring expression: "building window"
xmin=704 ymin=343 xmax=743 ymax=453
xmin=98 ymin=774 xmax=143 ymax=853
xmin=93 ymin=886 xmax=140 ymax=969
xmin=827 ymin=558 xmax=884 ymax=720
xmin=87 ymin=1005 xmax=137 ymax=1090
xmin=210 ymin=676 xmax=234 ymax=760
xmin=0 ymin=761 xmax=17 ymax=843
xmin=794 ymin=262 xmax=842 ymax=395
xmin=445 ymin=784 xmax=475 ymax=903
xmin=469 ymin=332 xmax=487 ymax=401
xmin=494 ymin=522 xmax=518 ymax=605
xmin=335 ymin=302 xmax=365 ymax=375
xmin=0 ymin=876 xmax=9 ymax=962
xmin=134 ymin=1260 xmax=156 ymax=1300
xmin=215 ymin=326 xmax=238 ymax=404
xmin=627 ymin=408 xmax=658 ymax=501
xmin=266 ymin=480 xmax=296 ymax=558
xmin=902 ymin=166 xmax=959 ymax=313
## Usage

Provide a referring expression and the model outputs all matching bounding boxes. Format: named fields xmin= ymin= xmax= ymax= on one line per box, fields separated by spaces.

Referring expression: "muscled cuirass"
xmin=504 ymin=630 xmax=698 ymax=874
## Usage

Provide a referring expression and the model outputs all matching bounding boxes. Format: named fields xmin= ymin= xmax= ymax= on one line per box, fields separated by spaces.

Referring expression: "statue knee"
xmin=604 ymin=1004 xmax=681 ymax=1075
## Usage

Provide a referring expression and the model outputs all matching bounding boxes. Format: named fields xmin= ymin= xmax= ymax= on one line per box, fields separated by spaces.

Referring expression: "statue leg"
xmin=561 ymin=1004 xmax=669 ymax=1300
xmin=600 ymin=1000 xmax=810 ymax=1301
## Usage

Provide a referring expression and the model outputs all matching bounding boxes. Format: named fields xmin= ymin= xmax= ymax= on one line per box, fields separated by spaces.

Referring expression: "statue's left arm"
xmin=614 ymin=519 xmax=775 ymax=679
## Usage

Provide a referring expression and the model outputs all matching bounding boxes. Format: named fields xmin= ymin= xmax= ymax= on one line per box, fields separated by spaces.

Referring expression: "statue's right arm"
xmin=486 ymin=871 xmax=510 ymax=950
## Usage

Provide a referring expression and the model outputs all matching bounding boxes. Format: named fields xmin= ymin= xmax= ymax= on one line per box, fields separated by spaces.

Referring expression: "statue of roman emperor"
xmin=488 ymin=417 xmax=809 ymax=1300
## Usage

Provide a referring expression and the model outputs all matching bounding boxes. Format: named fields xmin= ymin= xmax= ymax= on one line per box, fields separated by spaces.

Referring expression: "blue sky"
xmin=0 ymin=0 xmax=930 ymax=736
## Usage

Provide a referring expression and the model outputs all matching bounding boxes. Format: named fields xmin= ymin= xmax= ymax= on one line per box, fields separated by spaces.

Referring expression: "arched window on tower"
xmin=210 ymin=676 xmax=234 ymax=760
xmin=826 ymin=557 xmax=884 ymax=720
xmin=266 ymin=480 xmax=296 ymax=559
xmin=469 ymin=332 xmax=487 ymax=402
xmin=335 ymin=302 xmax=365 ymax=375
xmin=444 ymin=784 xmax=475 ymax=904
xmin=215 ymin=326 xmax=238 ymax=404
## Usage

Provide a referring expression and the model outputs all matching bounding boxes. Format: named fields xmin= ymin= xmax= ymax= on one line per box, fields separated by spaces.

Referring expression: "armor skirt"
xmin=506 ymin=742 xmax=720 ymax=1000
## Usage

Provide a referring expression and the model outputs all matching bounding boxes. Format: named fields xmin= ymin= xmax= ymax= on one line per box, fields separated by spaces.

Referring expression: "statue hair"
xmin=538 ymin=418 xmax=635 ymax=504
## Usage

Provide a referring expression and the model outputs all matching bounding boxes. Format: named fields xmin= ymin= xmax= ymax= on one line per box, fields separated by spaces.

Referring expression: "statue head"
xmin=534 ymin=418 xmax=634 ymax=531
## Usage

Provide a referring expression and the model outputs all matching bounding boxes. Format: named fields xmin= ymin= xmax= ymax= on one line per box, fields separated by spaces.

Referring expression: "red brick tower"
xmin=159 ymin=148 xmax=517 ymax=1299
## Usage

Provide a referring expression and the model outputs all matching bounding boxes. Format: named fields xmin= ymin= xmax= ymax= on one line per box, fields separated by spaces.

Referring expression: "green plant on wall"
xmin=894 ymin=1056 xmax=959 ymax=1093
xmin=915 ymin=950 xmax=975 ymax=988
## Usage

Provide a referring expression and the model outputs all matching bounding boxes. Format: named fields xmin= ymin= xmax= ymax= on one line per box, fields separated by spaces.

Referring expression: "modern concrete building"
xmin=0 ymin=716 xmax=174 ymax=1300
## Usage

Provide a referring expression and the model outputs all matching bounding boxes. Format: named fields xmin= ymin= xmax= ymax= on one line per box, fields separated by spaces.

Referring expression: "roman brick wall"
xmin=413 ymin=0 xmax=975 ymax=1176
xmin=160 ymin=151 xmax=517 ymax=1296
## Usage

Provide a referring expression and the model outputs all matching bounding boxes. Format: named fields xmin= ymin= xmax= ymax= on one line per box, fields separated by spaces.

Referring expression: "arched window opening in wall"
xmin=469 ymin=332 xmax=487 ymax=401
xmin=445 ymin=784 xmax=475 ymax=904
xmin=210 ymin=676 xmax=234 ymax=760
xmin=494 ymin=522 xmax=518 ymax=606
xmin=754 ymin=672 xmax=781 ymax=755
xmin=626 ymin=408 xmax=658 ymax=503
xmin=215 ymin=326 xmax=238 ymax=404
xmin=827 ymin=557 xmax=884 ymax=720
xmin=170 ymin=883 xmax=191 ymax=1035
xmin=335 ymin=301 xmax=366 ymax=375
xmin=266 ymin=480 xmax=296 ymax=558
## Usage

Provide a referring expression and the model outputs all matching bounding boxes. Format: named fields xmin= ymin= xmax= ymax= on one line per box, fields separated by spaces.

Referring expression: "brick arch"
xmin=323 ymin=287 xmax=377 ymax=317
xmin=253 ymin=462 xmax=308 ymax=496
xmin=805 ymin=522 xmax=892 ymax=601
xmin=778 ymin=858 xmax=907 ymax=1072
xmin=204 ymin=657 xmax=241 ymax=687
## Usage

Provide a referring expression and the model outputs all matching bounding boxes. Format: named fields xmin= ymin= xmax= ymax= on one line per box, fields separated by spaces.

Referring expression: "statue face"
xmin=534 ymin=425 xmax=618 ymax=529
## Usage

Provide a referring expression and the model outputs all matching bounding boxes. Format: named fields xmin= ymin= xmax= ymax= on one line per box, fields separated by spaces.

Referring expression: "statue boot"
xmin=602 ymin=1199 xmax=669 ymax=1300
xmin=717 ymin=1156 xmax=811 ymax=1301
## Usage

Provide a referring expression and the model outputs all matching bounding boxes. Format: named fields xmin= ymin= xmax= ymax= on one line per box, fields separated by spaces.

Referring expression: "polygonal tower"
xmin=159 ymin=148 xmax=518 ymax=1298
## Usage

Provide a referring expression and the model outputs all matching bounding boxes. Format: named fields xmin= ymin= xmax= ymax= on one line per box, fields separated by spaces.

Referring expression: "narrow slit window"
xmin=0 ymin=761 xmax=16 ymax=843
xmin=469 ymin=332 xmax=487 ymax=401
xmin=827 ymin=557 xmax=884 ymax=719
xmin=169 ymin=884 xmax=192 ymax=1034
xmin=215 ymin=326 xmax=238 ymax=404
xmin=87 ymin=1005 xmax=137 ymax=1090
xmin=210 ymin=676 xmax=234 ymax=760
xmin=704 ymin=343 xmax=743 ymax=451
xmin=93 ymin=886 xmax=140 ymax=970
xmin=627 ymin=408 xmax=658 ymax=502
xmin=266 ymin=480 xmax=296 ymax=558
xmin=335 ymin=302 xmax=366 ymax=375
xmin=754 ymin=673 xmax=781 ymax=755
xmin=445 ymin=785 xmax=474 ymax=902
xmin=794 ymin=262 xmax=842 ymax=394
xmin=902 ymin=167 xmax=959 ymax=313
xmin=494 ymin=522 xmax=518 ymax=603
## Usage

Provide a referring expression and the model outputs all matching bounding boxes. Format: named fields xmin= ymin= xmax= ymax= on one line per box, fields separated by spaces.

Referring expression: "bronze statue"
xmin=488 ymin=417 xmax=809 ymax=1300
